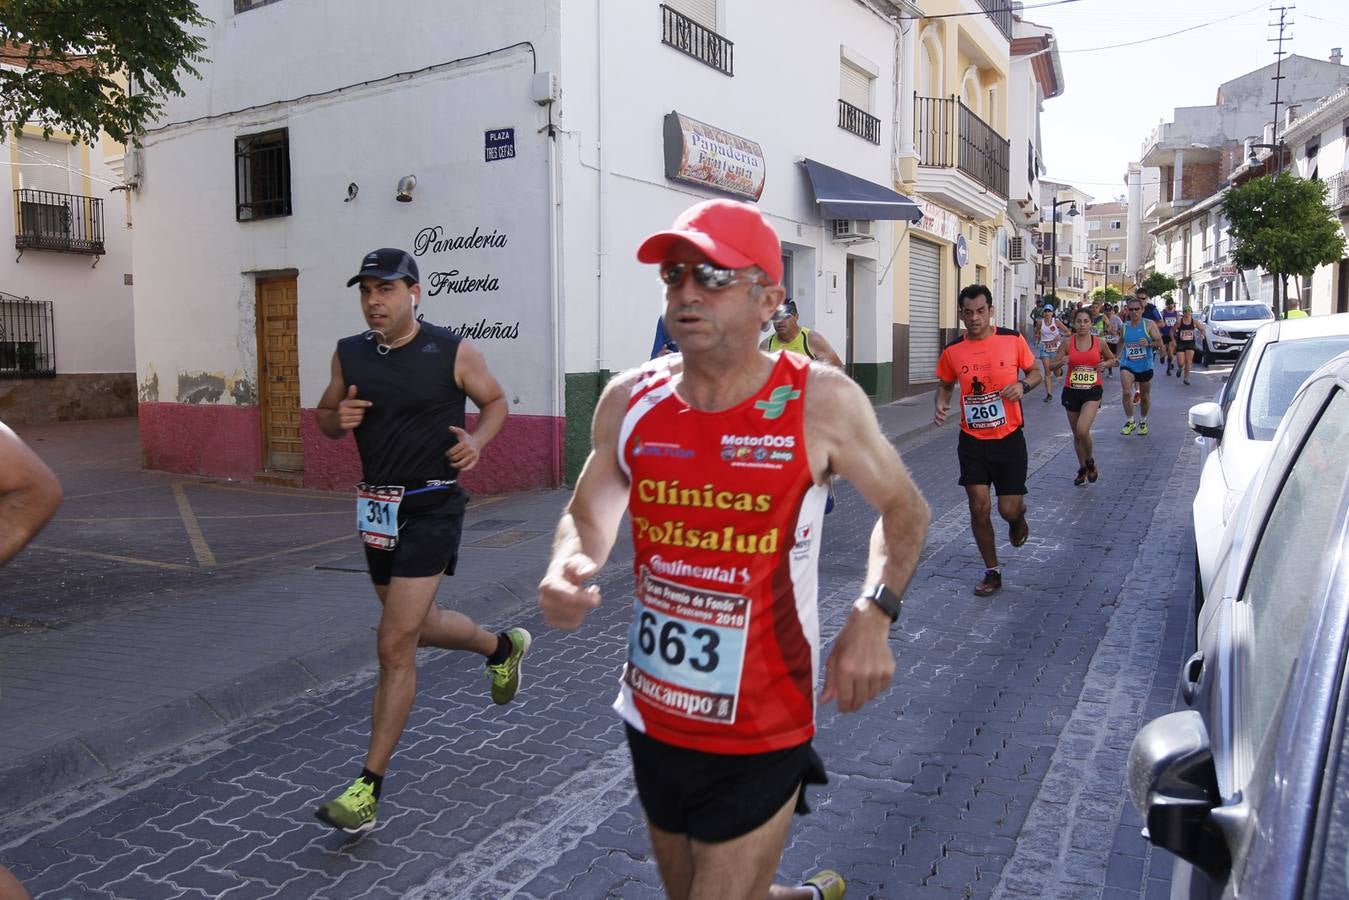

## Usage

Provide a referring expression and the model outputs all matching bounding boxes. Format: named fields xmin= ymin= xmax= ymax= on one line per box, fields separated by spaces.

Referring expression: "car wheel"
xmin=1195 ymin=345 xmax=1206 ymax=367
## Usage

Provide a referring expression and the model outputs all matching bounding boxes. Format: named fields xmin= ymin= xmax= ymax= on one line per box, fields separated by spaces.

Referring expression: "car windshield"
xmin=1212 ymin=304 xmax=1273 ymax=322
xmin=1247 ymin=336 xmax=1349 ymax=440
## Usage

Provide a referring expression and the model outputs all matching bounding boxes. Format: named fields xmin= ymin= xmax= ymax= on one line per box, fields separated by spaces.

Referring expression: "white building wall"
xmin=0 ymin=136 xmax=134 ymax=374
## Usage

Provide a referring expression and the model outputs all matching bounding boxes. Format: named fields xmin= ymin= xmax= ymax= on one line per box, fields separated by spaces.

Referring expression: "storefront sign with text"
xmin=663 ymin=112 xmax=766 ymax=201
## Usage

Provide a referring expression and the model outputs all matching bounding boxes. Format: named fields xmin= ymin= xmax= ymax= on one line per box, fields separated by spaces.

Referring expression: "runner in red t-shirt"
xmin=933 ymin=285 xmax=1041 ymax=597
xmin=1048 ymin=307 xmax=1118 ymax=486
xmin=539 ymin=198 xmax=930 ymax=900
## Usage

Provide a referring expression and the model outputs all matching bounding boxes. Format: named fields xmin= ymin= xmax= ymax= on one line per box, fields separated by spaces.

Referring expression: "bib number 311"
xmin=357 ymin=484 xmax=403 ymax=550
xmin=624 ymin=567 xmax=750 ymax=724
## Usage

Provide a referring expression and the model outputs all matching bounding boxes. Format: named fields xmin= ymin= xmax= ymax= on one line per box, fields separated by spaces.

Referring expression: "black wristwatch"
xmin=860 ymin=583 xmax=902 ymax=622
xmin=1018 ymin=378 xmax=1030 ymax=393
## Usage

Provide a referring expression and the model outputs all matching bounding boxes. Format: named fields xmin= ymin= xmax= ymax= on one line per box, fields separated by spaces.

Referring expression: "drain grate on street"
xmin=466 ymin=530 xmax=549 ymax=549
xmin=465 ymin=518 xmax=527 ymax=532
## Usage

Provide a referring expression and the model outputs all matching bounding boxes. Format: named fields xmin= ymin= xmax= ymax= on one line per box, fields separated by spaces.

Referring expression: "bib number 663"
xmin=638 ymin=611 xmax=720 ymax=672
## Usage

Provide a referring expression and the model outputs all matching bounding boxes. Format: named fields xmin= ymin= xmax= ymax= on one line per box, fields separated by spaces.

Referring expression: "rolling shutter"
xmin=909 ymin=238 xmax=942 ymax=383
xmin=666 ymin=0 xmax=717 ymax=30
xmin=16 ymin=137 xmax=71 ymax=194
xmin=840 ymin=62 xmax=871 ymax=111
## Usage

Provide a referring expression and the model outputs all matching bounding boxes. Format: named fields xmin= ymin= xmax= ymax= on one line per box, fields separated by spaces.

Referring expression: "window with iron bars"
xmin=235 ymin=0 xmax=284 ymax=12
xmin=235 ymin=129 xmax=291 ymax=221
xmin=0 ymin=294 xmax=55 ymax=378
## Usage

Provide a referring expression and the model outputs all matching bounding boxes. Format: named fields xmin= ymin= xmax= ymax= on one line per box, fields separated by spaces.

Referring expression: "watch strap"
xmin=862 ymin=583 xmax=901 ymax=622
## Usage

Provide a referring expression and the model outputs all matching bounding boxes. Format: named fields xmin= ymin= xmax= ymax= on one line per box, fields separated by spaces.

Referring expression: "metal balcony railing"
xmin=838 ymin=99 xmax=881 ymax=144
xmin=914 ymin=95 xmax=1009 ymax=198
xmin=0 ymin=292 xmax=55 ymax=378
xmin=1327 ymin=171 xmax=1349 ymax=211
xmin=660 ymin=4 xmax=733 ymax=76
xmin=14 ymin=189 xmax=105 ymax=255
xmin=977 ymin=0 xmax=1013 ymax=39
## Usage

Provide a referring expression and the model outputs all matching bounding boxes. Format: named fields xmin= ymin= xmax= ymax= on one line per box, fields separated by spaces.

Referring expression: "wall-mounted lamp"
xmin=344 ymin=182 xmax=359 ymax=202
xmin=396 ymin=175 xmax=417 ymax=203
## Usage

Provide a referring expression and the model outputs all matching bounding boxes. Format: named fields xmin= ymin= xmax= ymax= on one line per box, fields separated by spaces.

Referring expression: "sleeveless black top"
xmin=335 ymin=323 xmax=467 ymax=486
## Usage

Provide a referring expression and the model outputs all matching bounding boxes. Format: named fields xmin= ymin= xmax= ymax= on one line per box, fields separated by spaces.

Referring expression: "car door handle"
xmin=1181 ymin=651 xmax=1205 ymax=706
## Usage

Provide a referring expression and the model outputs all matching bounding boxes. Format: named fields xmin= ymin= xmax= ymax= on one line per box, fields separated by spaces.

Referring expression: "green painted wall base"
xmin=853 ymin=362 xmax=893 ymax=406
xmin=564 ymin=369 xmax=613 ymax=485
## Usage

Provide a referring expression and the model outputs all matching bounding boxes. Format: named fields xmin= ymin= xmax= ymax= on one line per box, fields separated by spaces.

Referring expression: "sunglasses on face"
xmin=1127 ymin=306 xmax=1142 ymax=312
xmin=659 ymin=262 xmax=767 ymax=290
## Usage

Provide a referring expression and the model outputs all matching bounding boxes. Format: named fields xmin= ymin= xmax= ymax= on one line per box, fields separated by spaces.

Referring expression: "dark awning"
xmin=800 ymin=158 xmax=923 ymax=222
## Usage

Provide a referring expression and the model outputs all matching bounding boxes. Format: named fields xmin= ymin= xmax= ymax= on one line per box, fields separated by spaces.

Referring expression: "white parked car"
xmin=1196 ymin=301 xmax=1275 ymax=364
xmin=1189 ymin=313 xmax=1349 ymax=618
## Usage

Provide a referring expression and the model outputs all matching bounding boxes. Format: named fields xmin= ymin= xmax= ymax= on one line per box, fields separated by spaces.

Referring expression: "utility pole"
xmin=1267 ymin=4 xmax=1294 ymax=315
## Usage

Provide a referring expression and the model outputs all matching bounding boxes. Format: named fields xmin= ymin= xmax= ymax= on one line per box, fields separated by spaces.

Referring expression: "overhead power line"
xmin=1059 ymin=3 xmax=1267 ymax=52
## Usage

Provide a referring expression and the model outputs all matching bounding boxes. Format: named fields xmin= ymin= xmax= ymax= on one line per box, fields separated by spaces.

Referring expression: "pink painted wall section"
xmin=300 ymin=410 xmax=564 ymax=494
xmin=138 ymin=402 xmax=261 ymax=480
xmin=140 ymin=402 xmax=563 ymax=494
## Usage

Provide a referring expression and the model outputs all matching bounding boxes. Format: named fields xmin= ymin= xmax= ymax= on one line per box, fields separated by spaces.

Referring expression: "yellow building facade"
xmin=891 ymin=0 xmax=1011 ymax=396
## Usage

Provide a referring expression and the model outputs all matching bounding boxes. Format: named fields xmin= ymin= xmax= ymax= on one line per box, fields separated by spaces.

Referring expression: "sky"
xmin=1021 ymin=0 xmax=1349 ymax=204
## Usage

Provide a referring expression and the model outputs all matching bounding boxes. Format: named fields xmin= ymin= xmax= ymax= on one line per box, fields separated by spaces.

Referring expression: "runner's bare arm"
xmin=1148 ymin=321 xmax=1164 ymax=350
xmin=1099 ymin=340 xmax=1119 ymax=369
xmin=450 ymin=341 xmax=509 ymax=471
xmin=806 ymin=368 xmax=931 ymax=713
xmin=315 ymin=351 xmax=370 ymax=438
xmin=934 ymin=379 xmax=957 ymax=426
xmin=808 ymin=331 xmax=845 ymax=369
xmin=0 ymin=423 xmax=62 ymax=566
xmin=539 ymin=372 xmax=638 ymax=630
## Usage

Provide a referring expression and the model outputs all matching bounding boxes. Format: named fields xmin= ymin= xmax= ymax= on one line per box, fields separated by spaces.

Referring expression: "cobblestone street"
xmin=0 ymin=371 xmax=1212 ymax=898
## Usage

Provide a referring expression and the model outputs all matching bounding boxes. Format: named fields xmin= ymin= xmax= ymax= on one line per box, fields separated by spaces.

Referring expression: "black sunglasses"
xmin=659 ymin=262 xmax=767 ymax=291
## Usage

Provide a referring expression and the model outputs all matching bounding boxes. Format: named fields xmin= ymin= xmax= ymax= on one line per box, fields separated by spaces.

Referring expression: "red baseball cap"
xmin=637 ymin=199 xmax=783 ymax=285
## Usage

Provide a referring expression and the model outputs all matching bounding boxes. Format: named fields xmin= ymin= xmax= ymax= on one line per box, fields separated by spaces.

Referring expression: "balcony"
xmin=913 ymin=95 xmax=1009 ymax=220
xmin=14 ymin=189 xmax=105 ymax=256
xmin=838 ymin=99 xmax=881 ymax=145
xmin=977 ymin=0 xmax=1012 ymax=40
xmin=1327 ymin=171 xmax=1349 ymax=213
xmin=660 ymin=4 xmax=733 ymax=77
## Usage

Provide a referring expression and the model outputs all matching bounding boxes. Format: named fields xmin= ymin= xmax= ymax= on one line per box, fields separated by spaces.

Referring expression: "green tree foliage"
xmin=1140 ymin=272 xmax=1177 ymax=300
xmin=1089 ymin=285 xmax=1123 ymax=304
xmin=0 ymin=0 xmax=209 ymax=145
xmin=1223 ymin=173 xmax=1347 ymax=313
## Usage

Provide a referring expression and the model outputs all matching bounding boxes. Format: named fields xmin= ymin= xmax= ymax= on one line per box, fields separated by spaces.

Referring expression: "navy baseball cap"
xmin=347 ymin=248 xmax=419 ymax=286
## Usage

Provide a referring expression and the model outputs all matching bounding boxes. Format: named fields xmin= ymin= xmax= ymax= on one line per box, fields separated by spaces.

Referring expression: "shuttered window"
xmin=666 ymin=0 xmax=717 ymax=30
xmin=909 ymin=238 xmax=943 ymax=384
xmin=840 ymin=61 xmax=872 ymax=112
xmin=16 ymin=137 xmax=71 ymax=194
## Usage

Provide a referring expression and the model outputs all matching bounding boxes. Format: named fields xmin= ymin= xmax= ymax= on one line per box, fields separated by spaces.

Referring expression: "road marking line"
xmin=198 ymin=482 xmax=349 ymax=501
xmin=23 ymin=545 xmax=194 ymax=571
xmin=216 ymin=533 xmax=353 ymax=569
xmin=173 ymin=483 xmax=217 ymax=567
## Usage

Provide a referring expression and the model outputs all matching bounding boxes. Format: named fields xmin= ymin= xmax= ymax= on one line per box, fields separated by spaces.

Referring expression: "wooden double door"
xmin=256 ymin=276 xmax=303 ymax=474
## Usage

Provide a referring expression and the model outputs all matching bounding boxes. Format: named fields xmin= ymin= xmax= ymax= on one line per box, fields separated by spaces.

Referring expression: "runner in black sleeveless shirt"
xmin=311 ymin=248 xmax=531 ymax=834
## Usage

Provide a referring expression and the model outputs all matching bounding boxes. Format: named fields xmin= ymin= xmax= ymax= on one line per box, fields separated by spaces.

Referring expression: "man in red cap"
xmin=538 ymin=199 xmax=931 ymax=899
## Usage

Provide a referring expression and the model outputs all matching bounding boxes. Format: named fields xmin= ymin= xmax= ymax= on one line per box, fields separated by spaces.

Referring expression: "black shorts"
xmin=625 ymin=725 xmax=828 ymax=843
xmin=1106 ymin=341 xmax=1121 ymax=357
xmin=1175 ymin=341 xmax=1195 ymax=352
xmin=1061 ymin=385 xmax=1104 ymax=412
xmin=363 ymin=484 xmax=469 ymax=586
xmin=957 ymin=428 xmax=1028 ymax=496
xmin=1121 ymin=368 xmax=1154 ymax=383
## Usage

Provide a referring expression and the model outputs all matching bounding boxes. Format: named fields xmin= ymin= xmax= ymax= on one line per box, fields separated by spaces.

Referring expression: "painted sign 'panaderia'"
xmin=663 ymin=112 xmax=766 ymax=201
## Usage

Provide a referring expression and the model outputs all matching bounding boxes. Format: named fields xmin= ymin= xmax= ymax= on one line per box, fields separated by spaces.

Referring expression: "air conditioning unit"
xmin=832 ymin=219 xmax=874 ymax=242
xmin=1008 ymin=236 xmax=1027 ymax=263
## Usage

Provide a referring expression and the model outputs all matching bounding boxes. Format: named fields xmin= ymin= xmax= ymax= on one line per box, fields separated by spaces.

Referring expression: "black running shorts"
xmin=625 ymin=725 xmax=828 ymax=843
xmin=1061 ymin=385 xmax=1104 ymax=413
xmin=364 ymin=485 xmax=469 ymax=586
xmin=1122 ymin=368 xmax=1154 ymax=383
xmin=957 ymin=428 xmax=1028 ymax=496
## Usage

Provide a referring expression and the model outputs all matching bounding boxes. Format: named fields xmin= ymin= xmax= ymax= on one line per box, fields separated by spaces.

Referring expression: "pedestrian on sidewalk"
xmin=1118 ymin=296 xmax=1164 ymax=436
xmin=538 ymin=198 xmax=930 ymax=900
xmin=1048 ymin=308 xmax=1117 ymax=486
xmin=310 ymin=248 xmax=530 ymax=835
xmin=0 ymin=420 xmax=62 ymax=900
xmin=933 ymin=285 xmax=1041 ymax=597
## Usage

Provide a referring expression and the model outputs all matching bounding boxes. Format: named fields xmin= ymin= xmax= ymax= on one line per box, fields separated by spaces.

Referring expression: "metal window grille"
xmin=234 ymin=0 xmax=284 ymax=11
xmin=914 ymin=96 xmax=1009 ymax=198
xmin=235 ymin=129 xmax=292 ymax=221
xmin=838 ymin=100 xmax=881 ymax=144
xmin=660 ymin=4 xmax=733 ymax=76
xmin=0 ymin=293 xmax=55 ymax=378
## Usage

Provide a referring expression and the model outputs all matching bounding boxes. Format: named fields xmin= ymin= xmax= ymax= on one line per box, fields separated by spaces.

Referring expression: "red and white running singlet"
xmin=614 ymin=352 xmax=829 ymax=755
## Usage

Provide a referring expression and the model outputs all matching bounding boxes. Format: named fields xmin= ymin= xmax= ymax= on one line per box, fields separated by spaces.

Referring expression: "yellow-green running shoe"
xmin=802 ymin=869 xmax=846 ymax=899
xmin=487 ymin=627 xmax=532 ymax=705
xmin=1138 ymin=421 xmax=1149 ymax=436
xmin=315 ymin=778 xmax=377 ymax=834
xmin=1120 ymin=420 xmax=1137 ymax=435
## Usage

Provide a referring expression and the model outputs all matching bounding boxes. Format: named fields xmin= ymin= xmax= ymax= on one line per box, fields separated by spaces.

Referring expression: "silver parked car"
xmin=1129 ymin=350 xmax=1349 ymax=899
xmin=1196 ymin=301 xmax=1275 ymax=365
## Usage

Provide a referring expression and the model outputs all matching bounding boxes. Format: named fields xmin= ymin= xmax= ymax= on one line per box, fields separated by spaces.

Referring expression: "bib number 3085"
xmin=625 ymin=567 xmax=750 ymax=724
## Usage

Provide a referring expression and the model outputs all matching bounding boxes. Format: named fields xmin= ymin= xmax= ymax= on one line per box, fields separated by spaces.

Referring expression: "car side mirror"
xmin=1189 ymin=402 xmax=1224 ymax=439
xmin=1128 ymin=710 xmax=1232 ymax=878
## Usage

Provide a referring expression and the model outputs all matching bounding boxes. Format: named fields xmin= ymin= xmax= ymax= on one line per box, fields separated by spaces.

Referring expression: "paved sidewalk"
xmin=0 ymin=395 xmax=940 ymax=814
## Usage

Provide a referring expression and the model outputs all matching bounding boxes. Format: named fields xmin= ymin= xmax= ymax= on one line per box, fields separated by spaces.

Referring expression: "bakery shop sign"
xmin=663 ymin=112 xmax=765 ymax=201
